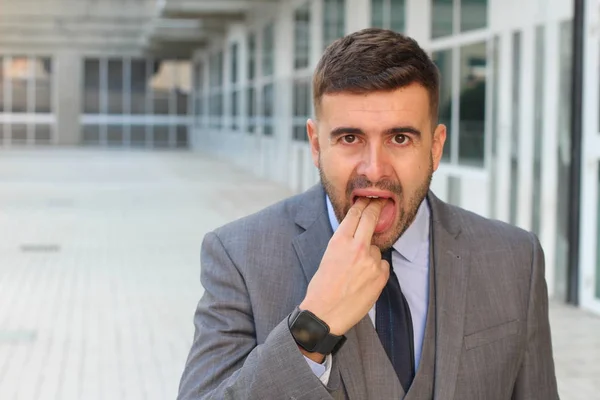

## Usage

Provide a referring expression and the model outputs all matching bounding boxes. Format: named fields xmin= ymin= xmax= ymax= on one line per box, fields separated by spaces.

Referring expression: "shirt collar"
xmin=326 ymin=196 xmax=430 ymax=263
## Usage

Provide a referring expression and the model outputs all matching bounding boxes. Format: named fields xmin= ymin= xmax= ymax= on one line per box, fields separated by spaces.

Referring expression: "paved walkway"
xmin=0 ymin=149 xmax=597 ymax=400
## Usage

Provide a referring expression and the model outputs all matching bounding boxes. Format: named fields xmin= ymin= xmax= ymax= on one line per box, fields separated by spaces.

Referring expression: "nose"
xmin=356 ymin=142 xmax=392 ymax=183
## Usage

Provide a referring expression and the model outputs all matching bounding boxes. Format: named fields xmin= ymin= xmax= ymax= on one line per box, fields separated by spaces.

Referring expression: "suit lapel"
xmin=427 ymin=193 xmax=468 ymax=400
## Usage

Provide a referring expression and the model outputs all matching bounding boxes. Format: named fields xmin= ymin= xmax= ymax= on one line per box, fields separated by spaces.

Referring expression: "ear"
xmin=432 ymin=123 xmax=447 ymax=172
xmin=307 ymin=119 xmax=320 ymax=168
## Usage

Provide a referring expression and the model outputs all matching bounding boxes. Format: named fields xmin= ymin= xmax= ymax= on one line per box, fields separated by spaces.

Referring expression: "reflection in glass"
xmin=130 ymin=125 xmax=146 ymax=146
xmin=151 ymin=60 xmax=171 ymax=115
xmin=554 ymin=20 xmax=573 ymax=302
xmin=263 ymin=83 xmax=274 ymax=136
xmin=293 ymin=80 xmax=310 ymax=141
xmin=34 ymin=124 xmax=52 ymax=144
xmin=390 ymin=0 xmax=406 ymax=32
xmin=10 ymin=57 xmax=29 ymax=113
xmin=323 ymin=0 xmax=345 ymax=49
xmin=34 ymin=58 xmax=52 ymax=113
xmin=458 ymin=42 xmax=486 ymax=166
xmin=107 ymin=125 xmax=123 ymax=145
xmin=371 ymin=0 xmax=385 ymax=28
xmin=263 ymin=23 xmax=275 ymax=77
xmin=175 ymin=61 xmax=191 ymax=115
xmin=596 ymin=165 xmax=600 ymax=299
xmin=531 ymin=26 xmax=545 ymax=236
xmin=231 ymin=90 xmax=239 ymax=130
xmin=231 ymin=43 xmax=239 ymax=84
xmin=247 ymin=87 xmax=255 ymax=133
xmin=432 ymin=0 xmax=453 ymax=38
xmin=294 ymin=3 xmax=311 ymax=70
xmin=108 ymin=59 xmax=123 ymax=115
xmin=489 ymin=36 xmax=500 ymax=219
xmin=11 ymin=124 xmax=27 ymax=143
xmin=83 ymin=59 xmax=101 ymax=114
xmin=176 ymin=125 xmax=188 ymax=148
xmin=0 ymin=124 xmax=5 ymax=142
xmin=248 ymin=34 xmax=256 ymax=81
xmin=432 ymin=49 xmax=453 ymax=162
xmin=0 ymin=57 xmax=5 ymax=112
xmin=461 ymin=0 xmax=487 ymax=32
xmin=131 ymin=59 xmax=148 ymax=115
xmin=82 ymin=125 xmax=100 ymax=144
xmin=153 ymin=125 xmax=170 ymax=147
xmin=510 ymin=32 xmax=521 ymax=226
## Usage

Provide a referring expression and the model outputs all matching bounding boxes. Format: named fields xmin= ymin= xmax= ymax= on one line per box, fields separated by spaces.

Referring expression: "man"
xmin=178 ymin=29 xmax=559 ymax=399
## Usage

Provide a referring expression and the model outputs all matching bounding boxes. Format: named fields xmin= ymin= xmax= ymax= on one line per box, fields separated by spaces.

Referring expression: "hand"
xmin=299 ymin=198 xmax=390 ymax=338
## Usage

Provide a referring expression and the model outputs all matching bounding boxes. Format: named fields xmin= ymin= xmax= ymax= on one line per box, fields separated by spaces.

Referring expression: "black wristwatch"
xmin=288 ymin=307 xmax=347 ymax=355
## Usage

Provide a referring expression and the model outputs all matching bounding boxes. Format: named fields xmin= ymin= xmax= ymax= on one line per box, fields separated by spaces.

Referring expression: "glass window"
xmin=83 ymin=59 xmax=101 ymax=114
xmin=176 ymin=125 xmax=188 ymax=148
xmin=510 ymin=32 xmax=521 ymax=225
xmin=371 ymin=0 xmax=405 ymax=32
xmin=131 ymin=59 xmax=148 ymax=115
xmin=248 ymin=34 xmax=256 ymax=81
xmin=231 ymin=90 xmax=239 ymax=130
xmin=554 ymin=20 xmax=573 ymax=302
xmin=82 ymin=125 xmax=100 ymax=144
xmin=107 ymin=124 xmax=123 ymax=145
xmin=153 ymin=125 xmax=170 ymax=148
xmin=532 ymin=26 xmax=545 ymax=235
xmin=34 ymin=58 xmax=52 ymax=113
xmin=293 ymin=80 xmax=311 ymax=141
xmin=263 ymin=23 xmax=275 ymax=77
xmin=11 ymin=123 xmax=27 ymax=143
xmin=461 ymin=0 xmax=487 ymax=33
xmin=432 ymin=49 xmax=453 ymax=162
xmin=0 ymin=57 xmax=5 ymax=113
xmin=323 ymin=0 xmax=345 ymax=49
xmin=596 ymin=165 xmax=600 ymax=299
xmin=10 ymin=57 xmax=29 ymax=113
xmin=174 ymin=61 xmax=191 ymax=115
xmin=390 ymin=0 xmax=406 ymax=32
xmin=150 ymin=60 xmax=172 ymax=115
xmin=130 ymin=125 xmax=146 ymax=146
xmin=432 ymin=0 xmax=453 ymax=39
xmin=0 ymin=124 xmax=5 ymax=142
xmin=231 ymin=43 xmax=239 ymax=84
xmin=295 ymin=3 xmax=311 ymax=70
xmin=107 ymin=59 xmax=124 ymax=115
xmin=34 ymin=124 xmax=52 ymax=144
xmin=247 ymin=87 xmax=256 ymax=133
xmin=263 ymin=83 xmax=274 ymax=136
xmin=458 ymin=42 xmax=486 ymax=166
xmin=371 ymin=0 xmax=385 ymax=28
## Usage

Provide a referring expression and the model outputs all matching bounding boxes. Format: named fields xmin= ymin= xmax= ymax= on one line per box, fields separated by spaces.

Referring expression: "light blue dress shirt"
xmin=305 ymin=196 xmax=431 ymax=382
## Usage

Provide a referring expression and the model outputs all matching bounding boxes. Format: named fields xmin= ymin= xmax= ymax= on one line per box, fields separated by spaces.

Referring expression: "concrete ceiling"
xmin=0 ymin=0 xmax=279 ymax=57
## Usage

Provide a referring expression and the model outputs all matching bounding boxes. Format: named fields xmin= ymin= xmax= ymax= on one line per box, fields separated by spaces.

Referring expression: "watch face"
xmin=290 ymin=311 xmax=329 ymax=352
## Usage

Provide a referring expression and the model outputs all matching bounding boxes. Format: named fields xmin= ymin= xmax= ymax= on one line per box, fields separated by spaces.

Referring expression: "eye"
xmin=392 ymin=134 xmax=409 ymax=145
xmin=342 ymin=135 xmax=357 ymax=144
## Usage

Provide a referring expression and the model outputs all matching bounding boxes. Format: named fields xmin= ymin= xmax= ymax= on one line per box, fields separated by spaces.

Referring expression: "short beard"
xmin=319 ymin=155 xmax=433 ymax=249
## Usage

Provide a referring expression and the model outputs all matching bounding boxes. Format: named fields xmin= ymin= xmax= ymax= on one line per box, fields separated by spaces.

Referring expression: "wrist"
xmin=298 ymin=346 xmax=326 ymax=364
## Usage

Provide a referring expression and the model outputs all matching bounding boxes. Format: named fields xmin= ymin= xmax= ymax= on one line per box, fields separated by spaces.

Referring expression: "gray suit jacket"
xmin=178 ymin=185 xmax=559 ymax=399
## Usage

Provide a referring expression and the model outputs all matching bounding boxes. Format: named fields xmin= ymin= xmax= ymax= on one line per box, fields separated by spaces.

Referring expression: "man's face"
xmin=307 ymin=83 xmax=446 ymax=250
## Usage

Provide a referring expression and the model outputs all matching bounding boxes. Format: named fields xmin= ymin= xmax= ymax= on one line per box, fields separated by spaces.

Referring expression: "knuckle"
xmin=346 ymin=207 xmax=362 ymax=219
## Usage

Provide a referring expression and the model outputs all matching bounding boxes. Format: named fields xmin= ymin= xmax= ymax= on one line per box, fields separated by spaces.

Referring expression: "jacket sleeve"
xmin=512 ymin=232 xmax=559 ymax=399
xmin=177 ymin=231 xmax=336 ymax=400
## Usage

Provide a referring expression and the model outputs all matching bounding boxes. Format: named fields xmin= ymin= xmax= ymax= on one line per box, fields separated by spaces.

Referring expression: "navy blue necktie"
xmin=376 ymin=249 xmax=415 ymax=392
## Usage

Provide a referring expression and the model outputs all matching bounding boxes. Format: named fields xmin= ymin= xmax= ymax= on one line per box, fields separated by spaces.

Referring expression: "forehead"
xmin=319 ymin=83 xmax=431 ymax=127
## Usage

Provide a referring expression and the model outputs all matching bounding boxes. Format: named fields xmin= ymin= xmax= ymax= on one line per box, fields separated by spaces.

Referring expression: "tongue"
xmin=374 ymin=199 xmax=395 ymax=234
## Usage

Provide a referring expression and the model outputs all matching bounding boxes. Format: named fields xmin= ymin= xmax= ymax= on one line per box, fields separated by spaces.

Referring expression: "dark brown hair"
xmin=313 ymin=28 xmax=440 ymax=124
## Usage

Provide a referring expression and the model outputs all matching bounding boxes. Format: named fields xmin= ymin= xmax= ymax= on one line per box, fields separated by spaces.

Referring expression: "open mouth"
xmin=351 ymin=191 xmax=397 ymax=234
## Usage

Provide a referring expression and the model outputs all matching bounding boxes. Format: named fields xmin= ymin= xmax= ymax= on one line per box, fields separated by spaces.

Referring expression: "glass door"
xmin=580 ymin=0 xmax=600 ymax=314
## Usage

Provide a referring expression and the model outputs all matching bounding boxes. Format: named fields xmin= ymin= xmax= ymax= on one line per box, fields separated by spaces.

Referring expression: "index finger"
xmin=336 ymin=197 xmax=370 ymax=238
xmin=353 ymin=199 xmax=384 ymax=244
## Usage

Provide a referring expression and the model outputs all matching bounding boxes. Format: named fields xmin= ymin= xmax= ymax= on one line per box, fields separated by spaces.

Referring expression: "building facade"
xmin=1 ymin=0 xmax=599 ymax=315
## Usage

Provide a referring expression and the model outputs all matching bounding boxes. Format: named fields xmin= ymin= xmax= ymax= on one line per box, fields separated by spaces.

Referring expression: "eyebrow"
xmin=329 ymin=126 xmax=422 ymax=139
